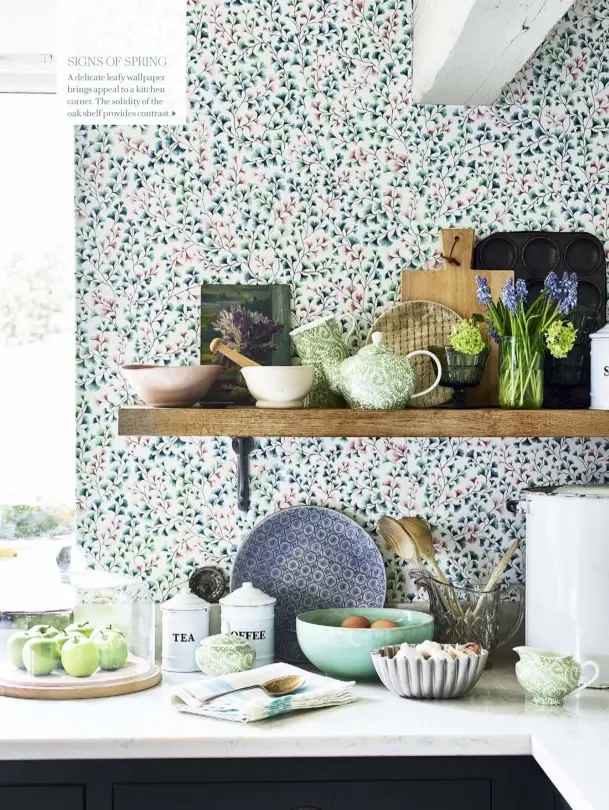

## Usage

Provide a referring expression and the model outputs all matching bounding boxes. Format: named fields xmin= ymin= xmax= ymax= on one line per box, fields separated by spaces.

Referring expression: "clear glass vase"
xmin=413 ymin=570 xmax=524 ymax=656
xmin=498 ymin=337 xmax=544 ymax=409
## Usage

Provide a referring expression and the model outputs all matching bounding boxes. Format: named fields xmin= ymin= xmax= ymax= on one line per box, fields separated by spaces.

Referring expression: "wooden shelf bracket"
xmin=232 ymin=436 xmax=254 ymax=512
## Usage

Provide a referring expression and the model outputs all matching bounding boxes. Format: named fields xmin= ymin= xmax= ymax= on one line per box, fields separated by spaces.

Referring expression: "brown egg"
xmin=341 ymin=615 xmax=371 ymax=629
xmin=370 ymin=619 xmax=398 ymax=629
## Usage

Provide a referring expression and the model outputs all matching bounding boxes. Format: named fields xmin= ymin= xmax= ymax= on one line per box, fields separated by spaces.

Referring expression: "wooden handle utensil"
xmin=209 ymin=339 xmax=260 ymax=368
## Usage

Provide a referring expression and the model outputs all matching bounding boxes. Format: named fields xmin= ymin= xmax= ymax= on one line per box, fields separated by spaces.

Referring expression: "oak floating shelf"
xmin=118 ymin=406 xmax=609 ymax=439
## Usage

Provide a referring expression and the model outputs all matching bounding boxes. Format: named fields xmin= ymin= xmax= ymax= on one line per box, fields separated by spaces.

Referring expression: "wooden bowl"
xmin=122 ymin=365 xmax=220 ymax=407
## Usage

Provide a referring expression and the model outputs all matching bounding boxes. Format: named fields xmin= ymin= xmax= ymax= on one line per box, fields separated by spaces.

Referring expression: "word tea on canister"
xmin=160 ymin=589 xmax=211 ymax=672
xmin=220 ymin=582 xmax=276 ymax=668
xmin=590 ymin=324 xmax=609 ymax=409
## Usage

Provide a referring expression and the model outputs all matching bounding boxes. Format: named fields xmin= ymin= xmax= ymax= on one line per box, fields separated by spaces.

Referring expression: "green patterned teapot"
xmin=327 ymin=332 xmax=442 ymax=410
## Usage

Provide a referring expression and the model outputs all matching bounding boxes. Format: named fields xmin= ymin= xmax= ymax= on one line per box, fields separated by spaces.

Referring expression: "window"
xmin=0 ymin=89 xmax=74 ymax=542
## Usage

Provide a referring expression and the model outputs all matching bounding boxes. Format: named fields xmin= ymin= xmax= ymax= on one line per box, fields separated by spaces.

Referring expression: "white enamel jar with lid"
xmin=220 ymin=582 xmax=276 ymax=668
xmin=590 ymin=324 xmax=609 ymax=409
xmin=161 ymin=589 xmax=211 ymax=672
xmin=523 ymin=485 xmax=609 ymax=687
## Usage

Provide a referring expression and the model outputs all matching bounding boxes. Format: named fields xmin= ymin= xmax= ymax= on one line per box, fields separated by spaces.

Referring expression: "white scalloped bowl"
xmin=371 ymin=643 xmax=489 ymax=699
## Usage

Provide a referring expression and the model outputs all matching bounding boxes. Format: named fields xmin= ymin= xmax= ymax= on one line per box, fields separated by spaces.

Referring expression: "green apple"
xmin=54 ymin=631 xmax=85 ymax=657
xmin=91 ymin=628 xmax=128 ymax=671
xmin=7 ymin=630 xmax=39 ymax=669
xmin=28 ymin=625 xmax=60 ymax=639
xmin=22 ymin=637 xmax=60 ymax=675
xmin=60 ymin=636 xmax=99 ymax=677
xmin=93 ymin=624 xmax=125 ymax=637
xmin=65 ymin=621 xmax=94 ymax=638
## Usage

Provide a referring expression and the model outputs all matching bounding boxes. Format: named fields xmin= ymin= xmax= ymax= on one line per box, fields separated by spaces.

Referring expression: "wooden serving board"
xmin=401 ymin=229 xmax=513 ymax=406
xmin=0 ymin=661 xmax=161 ymax=700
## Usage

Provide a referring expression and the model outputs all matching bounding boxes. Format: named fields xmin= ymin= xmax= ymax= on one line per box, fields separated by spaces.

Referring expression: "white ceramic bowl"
xmin=371 ymin=643 xmax=488 ymax=699
xmin=241 ymin=366 xmax=315 ymax=408
xmin=122 ymin=365 xmax=221 ymax=407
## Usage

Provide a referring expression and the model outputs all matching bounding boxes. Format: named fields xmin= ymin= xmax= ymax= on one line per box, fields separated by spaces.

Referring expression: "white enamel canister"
xmin=220 ymin=582 xmax=276 ymax=668
xmin=590 ymin=324 xmax=609 ymax=409
xmin=160 ymin=589 xmax=211 ymax=672
xmin=522 ymin=485 xmax=609 ymax=688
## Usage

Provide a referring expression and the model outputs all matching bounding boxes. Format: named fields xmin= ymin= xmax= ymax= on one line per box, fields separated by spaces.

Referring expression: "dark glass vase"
xmin=429 ymin=347 xmax=490 ymax=408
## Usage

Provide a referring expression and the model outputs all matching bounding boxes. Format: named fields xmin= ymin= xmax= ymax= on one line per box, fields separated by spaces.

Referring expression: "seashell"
xmin=416 ymin=640 xmax=444 ymax=656
xmin=432 ymin=650 xmax=454 ymax=661
xmin=396 ymin=644 xmax=423 ymax=661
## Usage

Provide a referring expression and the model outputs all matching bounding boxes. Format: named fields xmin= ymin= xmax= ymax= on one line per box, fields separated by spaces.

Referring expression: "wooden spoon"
xmin=195 ymin=674 xmax=305 ymax=706
xmin=397 ymin=517 xmax=448 ymax=585
xmin=209 ymin=338 xmax=260 ymax=368
xmin=485 ymin=538 xmax=520 ymax=592
xmin=472 ymin=539 xmax=520 ymax=618
xmin=379 ymin=517 xmax=421 ymax=566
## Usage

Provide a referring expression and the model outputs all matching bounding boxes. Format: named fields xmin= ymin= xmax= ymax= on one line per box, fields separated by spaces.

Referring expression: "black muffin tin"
xmin=474 ymin=231 xmax=606 ymax=408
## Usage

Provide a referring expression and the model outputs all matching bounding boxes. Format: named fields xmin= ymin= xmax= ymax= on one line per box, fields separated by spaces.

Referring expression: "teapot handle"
xmin=343 ymin=314 xmax=356 ymax=346
xmin=407 ymin=350 xmax=443 ymax=400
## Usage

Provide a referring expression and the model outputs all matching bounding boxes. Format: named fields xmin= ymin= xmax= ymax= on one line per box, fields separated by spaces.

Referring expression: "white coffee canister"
xmin=590 ymin=324 xmax=609 ymax=409
xmin=161 ymin=589 xmax=211 ymax=672
xmin=220 ymin=582 xmax=276 ymax=668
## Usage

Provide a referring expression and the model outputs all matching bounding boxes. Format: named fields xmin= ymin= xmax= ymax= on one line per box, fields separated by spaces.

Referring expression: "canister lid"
xmin=220 ymin=581 xmax=276 ymax=607
xmin=527 ymin=484 xmax=609 ymax=498
xmin=161 ymin=589 xmax=211 ymax=611
xmin=590 ymin=324 xmax=609 ymax=340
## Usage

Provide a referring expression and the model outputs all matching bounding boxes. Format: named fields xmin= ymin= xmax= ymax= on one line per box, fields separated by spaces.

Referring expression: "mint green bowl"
xmin=296 ymin=608 xmax=434 ymax=680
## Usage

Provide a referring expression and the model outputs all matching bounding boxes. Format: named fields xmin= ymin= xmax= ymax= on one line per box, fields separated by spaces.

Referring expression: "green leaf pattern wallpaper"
xmin=75 ymin=0 xmax=609 ymax=601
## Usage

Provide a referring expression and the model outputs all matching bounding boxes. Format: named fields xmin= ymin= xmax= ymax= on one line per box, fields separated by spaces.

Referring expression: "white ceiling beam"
xmin=412 ymin=0 xmax=576 ymax=106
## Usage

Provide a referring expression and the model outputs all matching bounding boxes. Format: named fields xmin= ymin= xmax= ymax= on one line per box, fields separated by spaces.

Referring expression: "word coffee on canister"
xmin=220 ymin=582 xmax=276 ymax=668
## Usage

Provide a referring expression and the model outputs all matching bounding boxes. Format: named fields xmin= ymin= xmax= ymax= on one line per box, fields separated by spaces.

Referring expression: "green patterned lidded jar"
xmin=195 ymin=624 xmax=256 ymax=677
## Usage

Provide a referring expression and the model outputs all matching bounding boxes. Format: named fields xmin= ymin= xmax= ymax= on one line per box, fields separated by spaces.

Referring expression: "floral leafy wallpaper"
xmin=75 ymin=0 xmax=609 ymax=602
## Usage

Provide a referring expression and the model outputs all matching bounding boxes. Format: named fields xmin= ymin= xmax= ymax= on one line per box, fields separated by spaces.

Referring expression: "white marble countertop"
xmin=1 ymin=665 xmax=607 ymax=810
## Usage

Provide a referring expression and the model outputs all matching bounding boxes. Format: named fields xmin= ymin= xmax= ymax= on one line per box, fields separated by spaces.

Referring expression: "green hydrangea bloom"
xmin=545 ymin=321 xmax=577 ymax=359
xmin=449 ymin=319 xmax=486 ymax=355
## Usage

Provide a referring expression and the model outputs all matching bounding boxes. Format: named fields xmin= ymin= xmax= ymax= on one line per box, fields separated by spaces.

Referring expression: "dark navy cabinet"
xmin=0 ymin=786 xmax=84 ymax=810
xmin=0 ymin=758 xmax=574 ymax=810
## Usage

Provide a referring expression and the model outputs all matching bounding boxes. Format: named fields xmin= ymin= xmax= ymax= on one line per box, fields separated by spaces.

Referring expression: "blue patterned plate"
xmin=230 ymin=506 xmax=387 ymax=662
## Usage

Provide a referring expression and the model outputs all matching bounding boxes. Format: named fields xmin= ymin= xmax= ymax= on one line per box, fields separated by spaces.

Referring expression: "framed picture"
xmin=200 ymin=284 xmax=291 ymax=404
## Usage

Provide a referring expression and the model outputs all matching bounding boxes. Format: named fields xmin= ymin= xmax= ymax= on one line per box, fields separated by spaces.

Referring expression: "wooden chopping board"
xmin=0 ymin=658 xmax=161 ymax=700
xmin=401 ymin=229 xmax=513 ymax=406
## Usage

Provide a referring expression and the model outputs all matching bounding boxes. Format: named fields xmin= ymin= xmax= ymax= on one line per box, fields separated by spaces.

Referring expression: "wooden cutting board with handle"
xmin=401 ymin=229 xmax=513 ymax=406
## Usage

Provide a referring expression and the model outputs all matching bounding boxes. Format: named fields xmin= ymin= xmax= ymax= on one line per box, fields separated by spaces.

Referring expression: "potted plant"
xmin=476 ymin=273 xmax=577 ymax=409
xmin=430 ymin=316 xmax=490 ymax=408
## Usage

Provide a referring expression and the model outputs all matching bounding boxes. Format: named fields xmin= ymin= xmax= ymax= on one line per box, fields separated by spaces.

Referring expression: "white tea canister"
xmin=590 ymin=324 xmax=609 ymax=409
xmin=220 ymin=582 xmax=276 ymax=668
xmin=161 ymin=589 xmax=211 ymax=672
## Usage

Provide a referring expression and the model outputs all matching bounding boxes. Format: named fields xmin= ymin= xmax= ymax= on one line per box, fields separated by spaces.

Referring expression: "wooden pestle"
xmin=209 ymin=338 xmax=261 ymax=368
